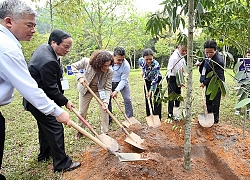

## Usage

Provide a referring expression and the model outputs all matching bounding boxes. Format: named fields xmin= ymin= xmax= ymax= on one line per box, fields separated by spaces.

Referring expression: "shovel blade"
xmin=122 ymin=117 xmax=141 ymax=128
xmin=97 ymin=133 xmax=119 ymax=152
xmin=146 ymin=115 xmax=161 ymax=128
xmin=198 ymin=113 xmax=214 ymax=127
xmin=117 ymin=153 xmax=148 ymax=162
xmin=128 ymin=117 xmax=141 ymax=125
xmin=173 ymin=107 xmax=181 ymax=117
xmin=122 ymin=121 xmax=131 ymax=128
xmin=124 ymin=132 xmax=145 ymax=150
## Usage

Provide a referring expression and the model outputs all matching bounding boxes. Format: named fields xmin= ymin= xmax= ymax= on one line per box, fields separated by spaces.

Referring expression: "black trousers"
xmin=27 ymin=103 xmax=72 ymax=171
xmin=144 ymin=79 xmax=162 ymax=119
xmin=167 ymin=76 xmax=181 ymax=115
xmin=0 ymin=112 xmax=5 ymax=169
xmin=206 ymin=89 xmax=221 ymax=123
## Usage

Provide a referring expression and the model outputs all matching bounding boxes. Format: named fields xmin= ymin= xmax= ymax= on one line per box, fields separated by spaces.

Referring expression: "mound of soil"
xmin=64 ymin=120 xmax=250 ymax=180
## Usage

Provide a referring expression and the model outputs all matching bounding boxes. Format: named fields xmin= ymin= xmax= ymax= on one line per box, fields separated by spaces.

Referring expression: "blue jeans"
xmin=108 ymin=82 xmax=134 ymax=118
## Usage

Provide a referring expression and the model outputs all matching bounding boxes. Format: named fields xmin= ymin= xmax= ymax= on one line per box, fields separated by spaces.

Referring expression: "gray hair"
xmin=0 ymin=0 xmax=37 ymax=21
xmin=142 ymin=48 xmax=154 ymax=57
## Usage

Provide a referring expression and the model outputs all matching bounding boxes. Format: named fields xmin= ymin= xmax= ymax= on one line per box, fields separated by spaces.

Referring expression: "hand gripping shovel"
xmin=84 ymin=83 xmax=145 ymax=150
xmin=113 ymin=97 xmax=141 ymax=128
xmin=143 ymin=79 xmax=161 ymax=128
xmin=198 ymin=88 xmax=214 ymax=127
xmin=70 ymin=120 xmax=148 ymax=162
xmin=72 ymin=107 xmax=119 ymax=152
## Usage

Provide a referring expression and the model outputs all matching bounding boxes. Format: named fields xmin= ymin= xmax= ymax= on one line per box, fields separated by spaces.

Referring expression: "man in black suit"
xmin=199 ymin=40 xmax=225 ymax=124
xmin=25 ymin=29 xmax=81 ymax=172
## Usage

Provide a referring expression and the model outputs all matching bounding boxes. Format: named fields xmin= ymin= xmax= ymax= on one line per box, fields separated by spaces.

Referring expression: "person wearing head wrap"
xmin=24 ymin=29 xmax=81 ymax=172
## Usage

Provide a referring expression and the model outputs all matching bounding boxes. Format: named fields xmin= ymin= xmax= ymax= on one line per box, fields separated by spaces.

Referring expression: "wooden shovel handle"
xmin=72 ymin=108 xmax=99 ymax=137
xmin=201 ymin=88 xmax=207 ymax=113
xmin=83 ymin=83 xmax=131 ymax=137
xmin=113 ymin=97 xmax=130 ymax=122
xmin=71 ymin=120 xmax=108 ymax=150
xmin=143 ymin=79 xmax=154 ymax=115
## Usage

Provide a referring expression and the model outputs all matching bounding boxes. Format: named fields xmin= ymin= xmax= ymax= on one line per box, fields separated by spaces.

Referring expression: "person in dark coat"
xmin=24 ymin=29 xmax=81 ymax=172
xmin=199 ymin=40 xmax=225 ymax=124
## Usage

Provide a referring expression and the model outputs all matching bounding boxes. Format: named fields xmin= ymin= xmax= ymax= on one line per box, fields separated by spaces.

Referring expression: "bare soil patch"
xmin=63 ymin=120 xmax=250 ymax=180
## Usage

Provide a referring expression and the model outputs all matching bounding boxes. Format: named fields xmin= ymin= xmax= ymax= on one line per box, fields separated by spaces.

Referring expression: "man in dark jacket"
xmin=25 ymin=29 xmax=81 ymax=172
xmin=199 ymin=40 xmax=225 ymax=124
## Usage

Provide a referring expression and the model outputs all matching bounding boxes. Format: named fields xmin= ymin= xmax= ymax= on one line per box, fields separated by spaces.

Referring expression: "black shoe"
xmin=168 ymin=114 xmax=173 ymax=118
xmin=54 ymin=162 xmax=81 ymax=173
xmin=75 ymin=132 xmax=83 ymax=140
xmin=0 ymin=174 xmax=6 ymax=180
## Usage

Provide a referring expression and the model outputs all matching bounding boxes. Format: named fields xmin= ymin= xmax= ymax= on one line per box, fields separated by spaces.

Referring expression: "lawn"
xmin=0 ymin=67 xmax=246 ymax=179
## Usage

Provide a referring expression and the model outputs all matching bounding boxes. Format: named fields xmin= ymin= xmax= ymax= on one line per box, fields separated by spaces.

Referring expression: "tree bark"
xmin=184 ymin=0 xmax=194 ymax=171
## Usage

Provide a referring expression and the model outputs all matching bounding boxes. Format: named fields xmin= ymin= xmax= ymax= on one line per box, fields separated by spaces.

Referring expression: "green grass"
xmin=0 ymin=68 xmax=247 ymax=179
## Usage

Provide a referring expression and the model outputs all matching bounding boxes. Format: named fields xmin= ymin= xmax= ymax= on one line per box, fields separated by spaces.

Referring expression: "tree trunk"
xmin=184 ymin=0 xmax=194 ymax=171
xmin=248 ymin=0 xmax=250 ymax=49
xmin=133 ymin=46 xmax=136 ymax=69
xmin=49 ymin=0 xmax=53 ymax=32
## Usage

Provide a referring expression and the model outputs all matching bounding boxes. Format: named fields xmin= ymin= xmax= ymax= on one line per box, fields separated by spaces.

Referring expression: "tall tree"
xmin=184 ymin=0 xmax=194 ymax=170
xmin=146 ymin=0 xmax=228 ymax=170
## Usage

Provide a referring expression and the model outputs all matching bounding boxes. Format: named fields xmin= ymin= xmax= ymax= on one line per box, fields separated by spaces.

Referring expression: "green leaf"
xmin=197 ymin=2 xmax=205 ymax=14
xmin=234 ymin=71 xmax=247 ymax=82
xmin=234 ymin=98 xmax=250 ymax=109
xmin=238 ymin=78 xmax=250 ymax=85
xmin=206 ymin=76 xmax=217 ymax=95
xmin=178 ymin=69 xmax=185 ymax=84
xmin=233 ymin=61 xmax=243 ymax=73
xmin=176 ymin=72 xmax=180 ymax=87
xmin=183 ymin=64 xmax=188 ymax=74
xmin=206 ymin=71 xmax=214 ymax=78
xmin=239 ymin=91 xmax=248 ymax=101
xmin=209 ymin=81 xmax=218 ymax=100
xmin=172 ymin=125 xmax=178 ymax=130
xmin=218 ymin=80 xmax=228 ymax=96
xmin=169 ymin=91 xmax=180 ymax=101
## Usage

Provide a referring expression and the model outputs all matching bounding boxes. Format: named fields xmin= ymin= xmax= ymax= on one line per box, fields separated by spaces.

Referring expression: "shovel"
xmin=143 ymin=79 xmax=161 ymax=128
xmin=113 ymin=97 xmax=141 ymax=128
xmin=72 ymin=108 xmax=119 ymax=152
xmin=198 ymin=88 xmax=214 ymax=127
xmin=70 ymin=120 xmax=148 ymax=162
xmin=173 ymin=106 xmax=181 ymax=118
xmin=84 ymin=83 xmax=145 ymax=150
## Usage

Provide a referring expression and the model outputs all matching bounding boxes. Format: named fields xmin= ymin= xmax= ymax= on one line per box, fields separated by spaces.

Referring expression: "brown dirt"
xmin=63 ymin=120 xmax=250 ymax=180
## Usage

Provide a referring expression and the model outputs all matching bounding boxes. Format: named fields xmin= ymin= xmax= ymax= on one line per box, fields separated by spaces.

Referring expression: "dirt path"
xmin=63 ymin=120 xmax=250 ymax=180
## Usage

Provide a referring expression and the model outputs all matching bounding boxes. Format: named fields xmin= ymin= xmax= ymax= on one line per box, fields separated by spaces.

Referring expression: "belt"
xmin=112 ymin=82 xmax=120 ymax=84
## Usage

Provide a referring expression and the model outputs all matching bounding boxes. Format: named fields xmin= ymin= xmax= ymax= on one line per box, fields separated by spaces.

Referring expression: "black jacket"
xmin=199 ymin=51 xmax=225 ymax=86
xmin=28 ymin=44 xmax=68 ymax=107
